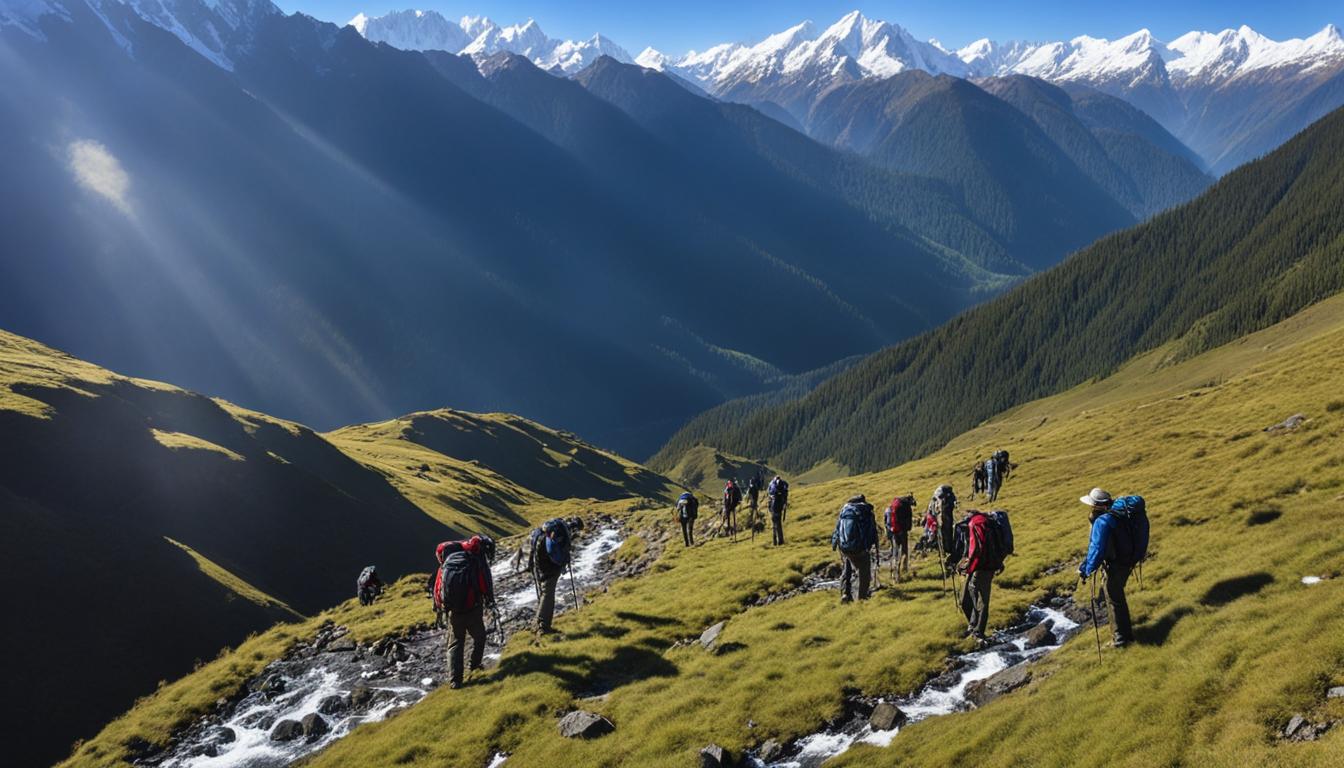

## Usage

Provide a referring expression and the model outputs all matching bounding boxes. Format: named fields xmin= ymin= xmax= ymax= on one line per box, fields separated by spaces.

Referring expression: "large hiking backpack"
xmin=677 ymin=492 xmax=699 ymax=521
xmin=932 ymin=485 xmax=956 ymax=517
xmin=833 ymin=502 xmax=875 ymax=552
xmin=1107 ymin=496 xmax=1150 ymax=566
xmin=886 ymin=496 xmax=913 ymax=535
xmin=984 ymin=458 xmax=999 ymax=483
xmin=769 ymin=478 xmax=789 ymax=512
xmin=986 ymin=509 xmax=1014 ymax=558
xmin=357 ymin=566 xmax=377 ymax=589
xmin=533 ymin=518 xmax=572 ymax=568
xmin=439 ymin=550 xmax=487 ymax=613
xmin=724 ymin=483 xmax=741 ymax=508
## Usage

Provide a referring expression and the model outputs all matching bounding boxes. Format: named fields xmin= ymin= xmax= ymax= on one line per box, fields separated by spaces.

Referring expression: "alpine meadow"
xmin=2 ymin=2 xmax=1343 ymax=768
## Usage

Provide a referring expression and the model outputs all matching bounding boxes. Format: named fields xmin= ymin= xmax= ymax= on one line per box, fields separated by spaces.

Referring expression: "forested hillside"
xmin=654 ymin=104 xmax=1344 ymax=474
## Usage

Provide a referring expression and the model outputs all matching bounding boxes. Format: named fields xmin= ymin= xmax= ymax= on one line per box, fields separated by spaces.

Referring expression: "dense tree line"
xmin=652 ymin=105 xmax=1344 ymax=474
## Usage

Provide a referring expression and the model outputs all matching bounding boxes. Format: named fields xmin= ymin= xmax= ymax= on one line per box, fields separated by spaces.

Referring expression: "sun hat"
xmin=1080 ymin=488 xmax=1113 ymax=508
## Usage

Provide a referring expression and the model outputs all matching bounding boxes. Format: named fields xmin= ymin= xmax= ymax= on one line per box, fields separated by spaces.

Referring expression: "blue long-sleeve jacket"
xmin=1080 ymin=513 xmax=1119 ymax=577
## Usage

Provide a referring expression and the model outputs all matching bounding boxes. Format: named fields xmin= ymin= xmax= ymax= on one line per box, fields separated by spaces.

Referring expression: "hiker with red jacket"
xmin=434 ymin=535 xmax=497 ymax=688
xmin=884 ymin=494 xmax=916 ymax=582
xmin=723 ymin=479 xmax=742 ymax=535
xmin=958 ymin=510 xmax=1004 ymax=643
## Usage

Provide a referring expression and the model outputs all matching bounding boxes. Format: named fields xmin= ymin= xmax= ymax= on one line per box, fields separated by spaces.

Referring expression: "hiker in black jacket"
xmin=676 ymin=492 xmax=699 ymax=546
xmin=832 ymin=495 xmax=878 ymax=602
xmin=356 ymin=566 xmax=383 ymax=606
xmin=768 ymin=476 xmax=789 ymax=545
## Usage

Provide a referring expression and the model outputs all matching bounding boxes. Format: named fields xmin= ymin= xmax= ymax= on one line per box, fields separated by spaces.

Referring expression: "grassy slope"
xmin=661 ymin=445 xmax=777 ymax=498
xmin=0 ymin=329 xmax=674 ymax=766
xmin=70 ymin=293 xmax=1344 ymax=767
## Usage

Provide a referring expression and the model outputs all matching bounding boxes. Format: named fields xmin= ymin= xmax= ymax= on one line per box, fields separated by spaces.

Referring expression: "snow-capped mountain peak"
xmin=347 ymin=8 xmax=631 ymax=73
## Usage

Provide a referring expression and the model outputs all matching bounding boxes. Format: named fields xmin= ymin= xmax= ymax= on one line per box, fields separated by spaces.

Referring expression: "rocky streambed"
xmin=137 ymin=517 xmax=627 ymax=768
xmin=750 ymin=597 xmax=1089 ymax=768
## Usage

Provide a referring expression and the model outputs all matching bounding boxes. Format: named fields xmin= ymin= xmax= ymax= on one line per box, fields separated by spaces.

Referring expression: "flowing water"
xmin=144 ymin=523 xmax=625 ymax=768
xmin=755 ymin=604 xmax=1081 ymax=768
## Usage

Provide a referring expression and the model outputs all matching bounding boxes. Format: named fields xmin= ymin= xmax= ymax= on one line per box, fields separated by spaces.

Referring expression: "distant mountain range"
xmin=0 ymin=0 xmax=1214 ymax=457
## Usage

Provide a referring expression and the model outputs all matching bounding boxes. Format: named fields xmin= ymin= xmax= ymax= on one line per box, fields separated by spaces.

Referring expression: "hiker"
xmin=528 ymin=519 xmax=572 ymax=634
xmin=832 ymin=494 xmax=878 ymax=602
xmin=970 ymin=462 xmax=987 ymax=499
xmin=983 ymin=457 xmax=1001 ymax=502
xmin=956 ymin=509 xmax=1004 ymax=642
xmin=885 ymin=493 xmax=916 ymax=581
xmin=994 ymin=449 xmax=1013 ymax=482
xmin=356 ymin=565 xmax=383 ymax=606
xmin=913 ymin=507 xmax=939 ymax=557
xmin=767 ymin=475 xmax=789 ymax=545
xmin=1079 ymin=489 xmax=1149 ymax=648
xmin=436 ymin=535 xmax=497 ymax=688
xmin=929 ymin=485 xmax=958 ymax=567
xmin=746 ymin=472 xmax=763 ymax=532
xmin=676 ymin=491 xmax=699 ymax=546
xmin=723 ymin=479 xmax=742 ymax=535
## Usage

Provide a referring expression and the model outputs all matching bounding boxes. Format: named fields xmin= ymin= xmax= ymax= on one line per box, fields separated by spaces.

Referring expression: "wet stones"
xmin=301 ymin=713 xmax=329 ymax=740
xmin=699 ymin=743 xmax=732 ymax=767
xmin=1023 ymin=620 xmax=1057 ymax=649
xmin=757 ymin=739 xmax=783 ymax=762
xmin=964 ymin=664 xmax=1033 ymax=708
xmin=270 ymin=720 xmax=304 ymax=742
xmin=349 ymin=683 xmax=392 ymax=709
xmin=318 ymin=694 xmax=349 ymax=716
xmin=869 ymin=702 xmax=907 ymax=731
xmin=557 ymin=710 xmax=615 ymax=739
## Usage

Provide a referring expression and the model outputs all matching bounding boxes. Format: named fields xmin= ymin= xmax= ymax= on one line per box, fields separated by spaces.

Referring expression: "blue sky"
xmin=278 ymin=1 xmax=1342 ymax=54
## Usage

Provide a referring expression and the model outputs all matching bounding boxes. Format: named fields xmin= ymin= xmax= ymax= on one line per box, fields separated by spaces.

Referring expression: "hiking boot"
xmin=448 ymin=681 xmax=461 ymax=690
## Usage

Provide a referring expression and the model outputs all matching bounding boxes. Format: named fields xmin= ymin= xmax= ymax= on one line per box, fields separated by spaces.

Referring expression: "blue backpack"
xmin=1107 ymin=496 xmax=1149 ymax=566
xmin=677 ymin=491 xmax=699 ymax=521
xmin=832 ymin=502 xmax=875 ymax=553
xmin=533 ymin=518 xmax=572 ymax=567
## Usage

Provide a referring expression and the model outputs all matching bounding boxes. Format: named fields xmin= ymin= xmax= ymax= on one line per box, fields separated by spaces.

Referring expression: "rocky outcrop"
xmin=700 ymin=622 xmax=726 ymax=650
xmin=699 ymin=743 xmax=732 ymax=767
xmin=1023 ymin=620 xmax=1057 ymax=649
xmin=558 ymin=710 xmax=615 ymax=739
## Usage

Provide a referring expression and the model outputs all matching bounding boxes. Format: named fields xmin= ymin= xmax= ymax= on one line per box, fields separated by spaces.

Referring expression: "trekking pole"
xmin=1088 ymin=572 xmax=1103 ymax=662
xmin=872 ymin=543 xmax=881 ymax=590
xmin=567 ymin=562 xmax=580 ymax=612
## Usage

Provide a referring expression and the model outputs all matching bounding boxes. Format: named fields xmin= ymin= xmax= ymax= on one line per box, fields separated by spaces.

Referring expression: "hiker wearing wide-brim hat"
xmin=1077 ymin=487 xmax=1136 ymax=648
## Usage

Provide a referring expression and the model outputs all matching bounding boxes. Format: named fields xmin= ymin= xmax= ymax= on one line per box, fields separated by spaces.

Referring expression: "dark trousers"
xmin=961 ymin=569 xmax=994 ymax=637
xmin=840 ymin=550 xmax=871 ymax=601
xmin=771 ymin=511 xmax=785 ymax=545
xmin=446 ymin=607 xmax=486 ymax=685
xmin=680 ymin=517 xmax=695 ymax=546
xmin=725 ymin=503 xmax=738 ymax=532
xmin=1104 ymin=564 xmax=1134 ymax=645
xmin=535 ymin=568 xmax=561 ymax=630
xmin=939 ymin=512 xmax=956 ymax=567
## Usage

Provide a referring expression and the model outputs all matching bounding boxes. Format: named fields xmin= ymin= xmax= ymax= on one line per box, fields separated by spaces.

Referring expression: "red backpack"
xmin=885 ymin=496 xmax=913 ymax=535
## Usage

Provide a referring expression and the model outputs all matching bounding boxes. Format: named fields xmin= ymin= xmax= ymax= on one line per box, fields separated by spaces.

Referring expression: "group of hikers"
xmin=355 ymin=447 xmax=1150 ymax=688
xmin=676 ymin=471 xmax=788 ymax=547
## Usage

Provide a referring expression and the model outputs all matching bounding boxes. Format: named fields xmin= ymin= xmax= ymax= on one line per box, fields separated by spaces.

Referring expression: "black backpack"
xmin=949 ymin=519 xmax=970 ymax=563
xmin=357 ymin=566 xmax=377 ymax=589
xmin=677 ymin=492 xmax=699 ymax=521
xmin=833 ymin=502 xmax=875 ymax=552
xmin=532 ymin=518 xmax=572 ymax=569
xmin=439 ymin=551 xmax=487 ymax=613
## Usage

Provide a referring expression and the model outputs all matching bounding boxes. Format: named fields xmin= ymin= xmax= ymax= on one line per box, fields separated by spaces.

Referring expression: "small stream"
xmin=754 ymin=603 xmax=1082 ymax=768
xmin=142 ymin=521 xmax=625 ymax=768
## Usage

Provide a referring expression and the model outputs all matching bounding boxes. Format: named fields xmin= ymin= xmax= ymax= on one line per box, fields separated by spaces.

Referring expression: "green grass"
xmin=63 ymin=293 xmax=1344 ymax=767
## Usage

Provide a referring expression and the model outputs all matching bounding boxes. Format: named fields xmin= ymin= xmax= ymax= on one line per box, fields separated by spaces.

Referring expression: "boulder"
xmin=1327 ymin=686 xmax=1344 ymax=699
xmin=557 ymin=710 xmax=615 ymax=739
xmin=869 ymin=702 xmax=907 ymax=731
xmin=1023 ymin=620 xmax=1057 ymax=649
xmin=700 ymin=621 xmax=726 ymax=650
xmin=964 ymin=664 xmax=1033 ymax=708
xmin=317 ymin=694 xmax=349 ymax=716
xmin=1283 ymin=715 xmax=1306 ymax=738
xmin=209 ymin=727 xmax=236 ymax=745
xmin=699 ymin=743 xmax=731 ymax=767
xmin=301 ymin=713 xmax=329 ymax=741
xmin=757 ymin=740 xmax=783 ymax=762
xmin=270 ymin=720 xmax=303 ymax=742
xmin=349 ymin=684 xmax=382 ymax=709
xmin=326 ymin=638 xmax=356 ymax=653
xmin=1266 ymin=413 xmax=1307 ymax=433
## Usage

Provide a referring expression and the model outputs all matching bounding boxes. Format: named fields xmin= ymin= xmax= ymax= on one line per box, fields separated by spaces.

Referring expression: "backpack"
xmin=439 ymin=550 xmax=488 ymax=613
xmin=1107 ymin=496 xmax=1150 ymax=566
xmin=677 ymin=492 xmax=700 ymax=521
xmin=932 ymin=486 xmax=956 ymax=517
xmin=984 ymin=458 xmax=999 ymax=482
xmin=886 ymin=496 xmax=913 ymax=535
xmin=986 ymin=509 xmax=1014 ymax=558
xmin=534 ymin=518 xmax=572 ymax=567
xmin=724 ymin=483 xmax=741 ymax=507
xmin=833 ymin=502 xmax=875 ymax=552
xmin=769 ymin=478 xmax=789 ymax=511
xmin=357 ymin=566 xmax=376 ymax=589
xmin=949 ymin=519 xmax=970 ymax=563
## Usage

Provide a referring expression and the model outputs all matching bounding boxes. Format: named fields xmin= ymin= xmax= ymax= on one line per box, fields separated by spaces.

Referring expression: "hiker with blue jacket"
xmin=832 ymin=494 xmax=879 ymax=602
xmin=1078 ymin=488 xmax=1149 ymax=648
xmin=529 ymin=519 xmax=572 ymax=634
